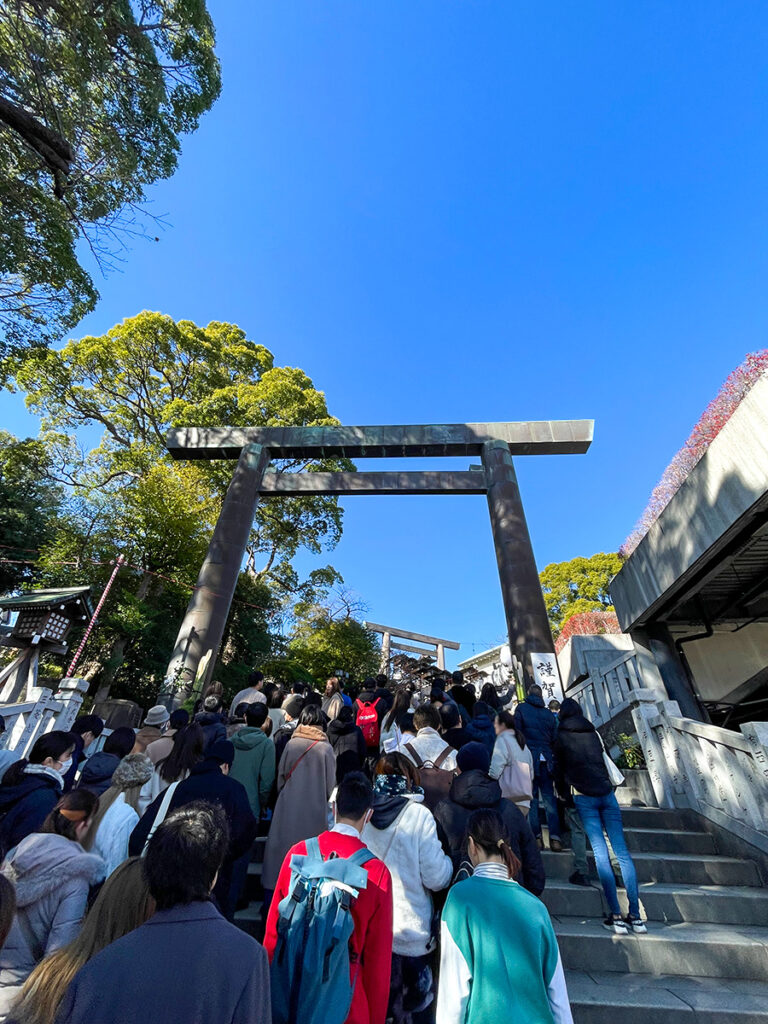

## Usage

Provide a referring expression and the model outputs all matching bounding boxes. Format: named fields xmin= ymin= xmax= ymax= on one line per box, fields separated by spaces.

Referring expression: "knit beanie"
xmin=456 ymin=741 xmax=491 ymax=775
xmin=112 ymin=753 xmax=153 ymax=790
xmin=282 ymin=695 xmax=304 ymax=720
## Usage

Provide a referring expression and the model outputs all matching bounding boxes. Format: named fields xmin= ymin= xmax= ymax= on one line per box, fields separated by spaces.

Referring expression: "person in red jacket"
xmin=264 ymin=772 xmax=393 ymax=1024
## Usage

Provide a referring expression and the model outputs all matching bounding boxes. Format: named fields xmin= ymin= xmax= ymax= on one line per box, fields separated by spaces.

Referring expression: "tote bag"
xmin=598 ymin=734 xmax=625 ymax=788
xmin=499 ymin=758 xmax=533 ymax=807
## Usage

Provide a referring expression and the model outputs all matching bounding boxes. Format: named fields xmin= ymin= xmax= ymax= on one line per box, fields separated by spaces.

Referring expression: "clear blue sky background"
xmin=3 ymin=2 xmax=767 ymax=665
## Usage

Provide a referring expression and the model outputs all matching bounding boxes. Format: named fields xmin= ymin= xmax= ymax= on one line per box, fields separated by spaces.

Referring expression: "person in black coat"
xmin=0 ymin=731 xmax=74 ymax=855
xmin=433 ymin=742 xmax=545 ymax=896
xmin=513 ymin=685 xmax=562 ymax=850
xmin=327 ymin=706 xmax=367 ymax=784
xmin=129 ymin=740 xmax=257 ymax=919
xmin=439 ymin=703 xmax=471 ymax=750
xmin=554 ymin=698 xmax=645 ymax=933
xmin=194 ymin=695 xmax=228 ymax=752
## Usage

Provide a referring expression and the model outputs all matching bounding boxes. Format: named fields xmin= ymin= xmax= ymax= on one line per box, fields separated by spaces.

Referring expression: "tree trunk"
xmin=92 ymin=573 xmax=152 ymax=704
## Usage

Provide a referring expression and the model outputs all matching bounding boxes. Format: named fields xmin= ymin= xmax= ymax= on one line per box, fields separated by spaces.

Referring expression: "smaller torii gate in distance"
xmin=363 ymin=621 xmax=461 ymax=673
xmin=163 ymin=419 xmax=593 ymax=700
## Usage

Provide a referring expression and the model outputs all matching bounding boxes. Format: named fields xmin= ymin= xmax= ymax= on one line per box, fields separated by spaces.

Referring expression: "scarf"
xmin=293 ymin=724 xmax=328 ymax=743
xmin=373 ymin=773 xmax=423 ymax=799
xmin=24 ymin=764 xmax=65 ymax=787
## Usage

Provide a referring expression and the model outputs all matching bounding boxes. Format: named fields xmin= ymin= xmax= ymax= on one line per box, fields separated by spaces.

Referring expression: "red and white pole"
xmin=66 ymin=554 xmax=125 ymax=678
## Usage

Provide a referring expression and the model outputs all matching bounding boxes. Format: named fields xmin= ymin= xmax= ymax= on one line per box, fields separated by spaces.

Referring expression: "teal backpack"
xmin=270 ymin=836 xmax=375 ymax=1024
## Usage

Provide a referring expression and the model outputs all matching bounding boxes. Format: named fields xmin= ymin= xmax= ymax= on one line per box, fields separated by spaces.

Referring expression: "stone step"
xmin=542 ymin=850 xmax=761 ymax=887
xmin=567 ymin=970 xmax=768 ymax=1024
xmin=621 ymin=828 xmax=715 ymax=855
xmin=554 ymin=919 xmax=768 ymax=981
xmin=544 ymin=879 xmax=768 ymax=926
xmin=617 ymin=807 xmax=701 ymax=831
xmin=234 ymin=901 xmax=264 ymax=939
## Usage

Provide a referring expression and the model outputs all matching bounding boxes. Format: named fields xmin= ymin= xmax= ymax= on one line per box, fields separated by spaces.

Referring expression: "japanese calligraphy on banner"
xmin=531 ymin=653 xmax=564 ymax=703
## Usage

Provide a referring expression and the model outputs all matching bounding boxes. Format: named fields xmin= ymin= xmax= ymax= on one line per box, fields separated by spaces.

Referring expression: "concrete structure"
xmin=557 ymin=633 xmax=635 ymax=691
xmin=611 ymin=371 xmax=768 ymax=724
xmin=363 ymin=621 xmax=460 ymax=672
xmin=163 ymin=419 xmax=593 ymax=699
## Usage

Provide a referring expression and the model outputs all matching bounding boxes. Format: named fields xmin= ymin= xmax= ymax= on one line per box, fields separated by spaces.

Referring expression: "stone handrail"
xmin=567 ymin=649 xmax=645 ymax=727
xmin=630 ymin=689 xmax=768 ymax=852
xmin=0 ymin=677 xmax=89 ymax=760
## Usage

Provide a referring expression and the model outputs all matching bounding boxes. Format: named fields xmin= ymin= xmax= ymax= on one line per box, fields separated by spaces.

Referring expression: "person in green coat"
xmin=230 ymin=704 xmax=276 ymax=818
xmin=437 ymin=808 xmax=573 ymax=1024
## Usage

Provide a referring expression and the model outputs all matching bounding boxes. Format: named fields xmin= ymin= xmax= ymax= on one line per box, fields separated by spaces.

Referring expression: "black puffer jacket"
xmin=433 ymin=769 xmax=545 ymax=896
xmin=553 ymin=699 xmax=612 ymax=799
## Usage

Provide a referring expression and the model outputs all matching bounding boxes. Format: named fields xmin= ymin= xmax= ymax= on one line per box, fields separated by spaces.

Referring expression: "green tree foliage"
xmin=0 ymin=431 xmax=64 ymax=592
xmin=9 ymin=312 xmax=349 ymax=703
xmin=289 ymin=594 xmax=381 ymax=684
xmin=539 ymin=552 xmax=623 ymax=636
xmin=0 ymin=1 xmax=221 ymax=354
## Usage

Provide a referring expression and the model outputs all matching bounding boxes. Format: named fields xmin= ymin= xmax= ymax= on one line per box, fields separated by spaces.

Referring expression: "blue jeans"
xmin=528 ymin=762 xmax=561 ymax=842
xmin=574 ymin=792 xmax=640 ymax=918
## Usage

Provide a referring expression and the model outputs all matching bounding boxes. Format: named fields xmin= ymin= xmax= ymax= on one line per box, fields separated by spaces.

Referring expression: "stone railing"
xmin=568 ymin=650 xmax=646 ymax=727
xmin=630 ymin=689 xmax=768 ymax=852
xmin=0 ymin=677 xmax=89 ymax=760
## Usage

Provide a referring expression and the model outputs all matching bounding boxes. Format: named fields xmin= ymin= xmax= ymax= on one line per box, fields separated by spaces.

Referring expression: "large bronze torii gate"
xmin=163 ymin=420 xmax=593 ymax=697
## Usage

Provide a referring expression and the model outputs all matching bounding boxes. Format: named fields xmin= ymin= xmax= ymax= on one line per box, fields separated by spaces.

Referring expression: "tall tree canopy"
xmin=0 ymin=1 xmax=221 ymax=355
xmin=539 ymin=552 xmax=623 ymax=636
xmin=289 ymin=602 xmax=381 ymax=685
xmin=0 ymin=431 xmax=64 ymax=593
xmin=8 ymin=312 xmax=349 ymax=704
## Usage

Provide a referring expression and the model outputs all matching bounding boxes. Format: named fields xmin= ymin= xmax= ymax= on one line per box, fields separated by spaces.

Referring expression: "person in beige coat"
xmin=261 ymin=705 xmax=335 ymax=902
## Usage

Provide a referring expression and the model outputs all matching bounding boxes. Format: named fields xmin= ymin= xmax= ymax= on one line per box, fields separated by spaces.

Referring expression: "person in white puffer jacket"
xmin=362 ymin=752 xmax=452 ymax=1024
xmin=88 ymin=754 xmax=154 ymax=877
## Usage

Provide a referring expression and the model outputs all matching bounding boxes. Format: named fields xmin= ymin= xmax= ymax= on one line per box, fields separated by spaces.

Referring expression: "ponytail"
xmin=496 ymin=710 xmax=526 ymax=751
xmin=42 ymin=790 xmax=99 ymax=844
xmin=467 ymin=807 xmax=522 ymax=879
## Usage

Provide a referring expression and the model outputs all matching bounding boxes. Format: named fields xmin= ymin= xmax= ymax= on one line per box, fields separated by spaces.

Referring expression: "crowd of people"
xmin=0 ymin=667 xmax=646 ymax=1023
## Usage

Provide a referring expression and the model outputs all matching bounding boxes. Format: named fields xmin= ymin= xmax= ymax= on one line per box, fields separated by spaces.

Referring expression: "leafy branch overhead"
xmin=5 ymin=312 xmax=352 ymax=702
xmin=0 ymin=1 xmax=221 ymax=354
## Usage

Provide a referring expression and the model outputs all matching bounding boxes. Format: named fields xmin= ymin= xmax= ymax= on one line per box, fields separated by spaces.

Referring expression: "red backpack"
xmin=355 ymin=698 xmax=381 ymax=748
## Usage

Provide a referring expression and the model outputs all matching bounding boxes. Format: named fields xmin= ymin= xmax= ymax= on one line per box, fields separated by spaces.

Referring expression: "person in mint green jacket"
xmin=230 ymin=704 xmax=276 ymax=818
xmin=436 ymin=808 xmax=573 ymax=1024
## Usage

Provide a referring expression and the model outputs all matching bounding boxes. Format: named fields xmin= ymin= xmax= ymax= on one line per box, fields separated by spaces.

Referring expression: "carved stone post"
xmin=380 ymin=632 xmax=391 ymax=675
xmin=629 ymin=690 xmax=679 ymax=810
xmin=481 ymin=440 xmax=556 ymax=691
xmin=164 ymin=444 xmax=271 ymax=702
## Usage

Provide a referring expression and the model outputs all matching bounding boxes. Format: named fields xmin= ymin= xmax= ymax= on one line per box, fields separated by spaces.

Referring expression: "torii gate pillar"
xmin=482 ymin=440 xmax=556 ymax=691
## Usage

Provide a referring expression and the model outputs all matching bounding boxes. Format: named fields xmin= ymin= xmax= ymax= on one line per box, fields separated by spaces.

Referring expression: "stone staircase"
xmin=234 ymin=833 xmax=267 ymax=941
xmin=235 ymin=808 xmax=768 ymax=1022
xmin=542 ymin=806 xmax=768 ymax=1023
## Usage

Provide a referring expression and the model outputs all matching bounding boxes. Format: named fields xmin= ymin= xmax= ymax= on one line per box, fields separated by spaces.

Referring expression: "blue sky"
xmin=3 ymin=1 xmax=767 ymax=666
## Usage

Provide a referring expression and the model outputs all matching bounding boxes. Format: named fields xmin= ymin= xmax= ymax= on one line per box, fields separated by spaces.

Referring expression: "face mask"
xmin=57 ymin=759 xmax=73 ymax=776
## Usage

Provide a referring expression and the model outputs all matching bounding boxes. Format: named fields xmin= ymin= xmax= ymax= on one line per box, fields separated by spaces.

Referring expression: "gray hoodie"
xmin=0 ymin=833 xmax=104 ymax=1018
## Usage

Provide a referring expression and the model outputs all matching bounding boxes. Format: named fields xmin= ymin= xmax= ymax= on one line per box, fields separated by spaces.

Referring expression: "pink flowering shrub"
xmin=621 ymin=351 xmax=768 ymax=557
xmin=555 ymin=610 xmax=622 ymax=654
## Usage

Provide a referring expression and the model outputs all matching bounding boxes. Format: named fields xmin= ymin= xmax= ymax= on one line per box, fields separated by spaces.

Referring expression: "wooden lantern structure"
xmin=0 ymin=587 xmax=94 ymax=704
